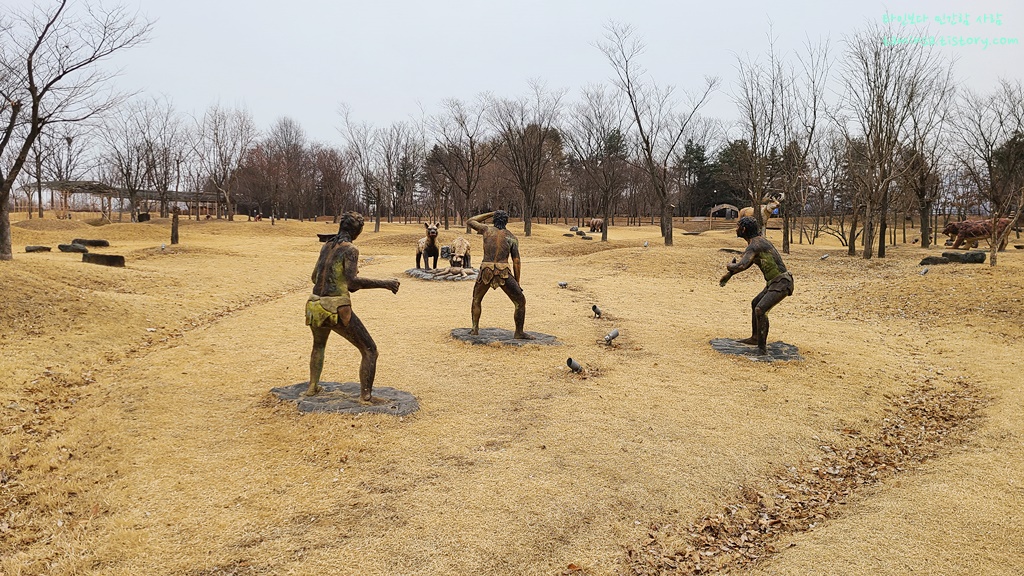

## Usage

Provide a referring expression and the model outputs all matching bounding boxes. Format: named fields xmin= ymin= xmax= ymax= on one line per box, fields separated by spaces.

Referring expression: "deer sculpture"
xmin=738 ymin=192 xmax=785 ymax=224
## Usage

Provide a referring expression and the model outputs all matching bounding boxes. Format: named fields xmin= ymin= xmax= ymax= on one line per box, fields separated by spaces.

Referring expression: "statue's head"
xmin=736 ymin=216 xmax=760 ymax=240
xmin=493 ymin=210 xmax=509 ymax=230
xmin=425 ymin=222 xmax=439 ymax=238
xmin=337 ymin=211 xmax=365 ymax=241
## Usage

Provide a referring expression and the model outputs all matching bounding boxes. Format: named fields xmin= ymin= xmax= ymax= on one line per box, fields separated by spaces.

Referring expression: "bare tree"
xmin=953 ymin=80 xmax=1024 ymax=266
xmin=562 ymin=83 xmax=631 ymax=241
xmin=731 ymin=31 xmax=789 ymax=229
xmin=807 ymin=128 xmax=850 ymax=245
xmin=265 ymin=116 xmax=310 ymax=219
xmin=900 ymin=64 xmax=955 ymax=249
xmin=339 ymin=105 xmax=384 ymax=231
xmin=312 ymin=143 xmax=356 ymax=222
xmin=376 ymin=121 xmax=417 ymax=224
xmin=196 ymin=103 xmax=258 ymax=220
xmin=833 ymin=21 xmax=952 ymax=258
xmin=0 ymin=0 xmax=151 ymax=259
xmin=427 ymin=96 xmax=498 ymax=231
xmin=423 ymin=144 xmax=455 ymax=229
xmin=777 ymin=38 xmax=830 ymax=253
xmin=41 ymin=123 xmax=92 ymax=217
xmin=139 ymin=95 xmax=187 ymax=217
xmin=394 ymin=121 xmax=425 ymax=223
xmin=99 ymin=98 xmax=150 ymax=220
xmin=487 ymin=81 xmax=566 ymax=236
xmin=597 ymin=22 xmax=719 ymax=246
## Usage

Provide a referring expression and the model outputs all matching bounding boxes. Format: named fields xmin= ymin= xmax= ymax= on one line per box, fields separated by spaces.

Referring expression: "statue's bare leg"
xmin=502 ymin=279 xmax=533 ymax=339
xmin=305 ymin=327 xmax=332 ymax=396
xmin=738 ymin=287 xmax=769 ymax=345
xmin=335 ymin=313 xmax=378 ymax=403
xmin=470 ymin=281 xmax=488 ymax=335
xmin=753 ymin=290 xmax=787 ymax=354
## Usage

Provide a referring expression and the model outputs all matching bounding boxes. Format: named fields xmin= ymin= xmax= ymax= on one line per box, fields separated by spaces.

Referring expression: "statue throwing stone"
xmin=305 ymin=212 xmax=400 ymax=400
xmin=719 ymin=216 xmax=793 ymax=355
xmin=468 ymin=210 xmax=532 ymax=339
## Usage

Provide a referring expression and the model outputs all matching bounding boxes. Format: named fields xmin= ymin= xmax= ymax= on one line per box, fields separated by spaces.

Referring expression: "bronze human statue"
xmin=719 ymin=216 xmax=793 ymax=355
xmin=468 ymin=210 xmax=532 ymax=339
xmin=305 ymin=212 xmax=400 ymax=400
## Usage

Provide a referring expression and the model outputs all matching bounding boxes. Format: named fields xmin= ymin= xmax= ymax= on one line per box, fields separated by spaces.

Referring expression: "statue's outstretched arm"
xmin=345 ymin=247 xmax=400 ymax=293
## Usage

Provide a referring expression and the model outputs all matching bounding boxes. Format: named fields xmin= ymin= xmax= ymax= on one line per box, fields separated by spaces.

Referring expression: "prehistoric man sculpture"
xmin=468 ymin=210 xmax=532 ymax=339
xmin=305 ymin=211 xmax=400 ymax=400
xmin=719 ymin=216 xmax=793 ymax=355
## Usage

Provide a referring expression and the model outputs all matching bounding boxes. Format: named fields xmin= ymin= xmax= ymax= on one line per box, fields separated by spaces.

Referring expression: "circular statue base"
xmin=451 ymin=327 xmax=560 ymax=346
xmin=405 ymin=267 xmax=478 ymax=281
xmin=270 ymin=381 xmax=419 ymax=415
xmin=710 ymin=338 xmax=803 ymax=362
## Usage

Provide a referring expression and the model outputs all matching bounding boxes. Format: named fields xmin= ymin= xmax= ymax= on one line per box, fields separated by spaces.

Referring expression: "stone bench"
xmin=82 ymin=253 xmax=125 ymax=267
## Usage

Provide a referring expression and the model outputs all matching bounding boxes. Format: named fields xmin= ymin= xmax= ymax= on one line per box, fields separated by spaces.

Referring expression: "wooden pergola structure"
xmin=31 ymin=180 xmax=226 ymax=221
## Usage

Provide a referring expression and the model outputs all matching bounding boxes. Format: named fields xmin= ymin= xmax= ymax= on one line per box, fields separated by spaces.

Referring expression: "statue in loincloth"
xmin=467 ymin=210 xmax=533 ymax=339
xmin=305 ymin=212 xmax=400 ymax=400
xmin=719 ymin=216 xmax=793 ymax=355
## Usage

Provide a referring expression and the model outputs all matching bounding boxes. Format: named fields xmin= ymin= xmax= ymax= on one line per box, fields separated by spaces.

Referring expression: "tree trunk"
xmin=0 ymin=199 xmax=12 ymax=261
xmin=862 ymin=201 xmax=875 ymax=259
xmin=781 ymin=207 xmax=791 ymax=254
xmin=919 ymin=199 xmax=932 ymax=248
xmin=602 ymin=203 xmax=610 ymax=242
xmin=877 ymin=190 xmax=888 ymax=258
xmin=661 ymin=201 xmax=674 ymax=246
xmin=171 ymin=212 xmax=180 ymax=244
xmin=847 ymin=208 xmax=859 ymax=256
xmin=523 ymin=197 xmax=533 ymax=237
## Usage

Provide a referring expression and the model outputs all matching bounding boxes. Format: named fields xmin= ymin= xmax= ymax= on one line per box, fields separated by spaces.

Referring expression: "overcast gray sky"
xmin=16 ymin=0 xmax=1024 ymax=143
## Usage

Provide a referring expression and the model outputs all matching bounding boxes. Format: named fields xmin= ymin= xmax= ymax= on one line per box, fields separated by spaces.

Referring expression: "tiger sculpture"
xmin=942 ymin=218 xmax=1010 ymax=250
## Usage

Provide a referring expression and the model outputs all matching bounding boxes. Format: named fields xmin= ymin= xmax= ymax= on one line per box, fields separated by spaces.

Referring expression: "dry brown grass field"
xmin=1 ymin=213 xmax=1022 ymax=576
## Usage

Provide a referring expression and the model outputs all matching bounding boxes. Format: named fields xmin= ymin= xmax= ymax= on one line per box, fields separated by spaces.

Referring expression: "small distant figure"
xmin=468 ymin=210 xmax=532 ymax=339
xmin=589 ymin=217 xmax=604 ymax=233
xmin=417 ymin=222 xmax=441 ymax=269
xmin=305 ymin=212 xmax=400 ymax=401
xmin=719 ymin=216 xmax=793 ymax=355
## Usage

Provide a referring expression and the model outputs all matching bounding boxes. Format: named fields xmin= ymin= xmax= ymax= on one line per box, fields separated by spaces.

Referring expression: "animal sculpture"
xmin=448 ymin=236 xmax=471 ymax=268
xmin=738 ymin=192 xmax=785 ymax=224
xmin=416 ymin=222 xmax=441 ymax=269
xmin=943 ymin=218 xmax=1010 ymax=250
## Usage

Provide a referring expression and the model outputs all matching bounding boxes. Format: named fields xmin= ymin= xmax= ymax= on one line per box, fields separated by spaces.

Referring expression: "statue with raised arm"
xmin=305 ymin=212 xmax=400 ymax=400
xmin=719 ymin=216 xmax=793 ymax=355
xmin=467 ymin=210 xmax=533 ymax=339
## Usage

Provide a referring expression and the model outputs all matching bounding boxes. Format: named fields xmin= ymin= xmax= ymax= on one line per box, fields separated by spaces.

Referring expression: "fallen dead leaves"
xmin=625 ymin=378 xmax=986 ymax=575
